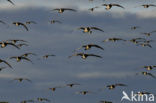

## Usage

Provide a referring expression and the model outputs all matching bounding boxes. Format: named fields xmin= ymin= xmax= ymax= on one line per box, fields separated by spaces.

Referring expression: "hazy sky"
xmin=0 ymin=0 xmax=156 ymax=103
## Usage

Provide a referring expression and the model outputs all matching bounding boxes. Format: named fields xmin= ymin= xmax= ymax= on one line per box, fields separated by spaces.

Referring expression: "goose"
xmin=0 ymin=59 xmax=13 ymax=69
xmin=106 ymin=83 xmax=127 ymax=90
xmin=49 ymin=86 xmax=63 ymax=92
xmin=136 ymin=92 xmax=152 ymax=96
xmin=25 ymin=21 xmax=37 ymax=24
xmin=50 ymin=20 xmax=62 ymax=24
xmin=13 ymin=22 xmax=29 ymax=31
xmin=12 ymin=78 xmax=32 ymax=83
xmin=76 ymin=91 xmax=93 ymax=95
xmin=131 ymin=26 xmax=140 ymax=30
xmin=6 ymin=39 xmax=27 ymax=44
xmin=141 ymin=30 xmax=156 ymax=36
xmin=99 ymin=100 xmax=112 ymax=103
xmin=0 ymin=41 xmax=20 ymax=49
xmin=102 ymin=4 xmax=124 ymax=10
xmin=136 ymin=72 xmax=156 ymax=79
xmin=43 ymin=54 xmax=55 ymax=59
xmin=10 ymin=56 xmax=33 ymax=63
xmin=53 ymin=8 xmax=77 ymax=13
xmin=143 ymin=65 xmax=156 ymax=71
xmin=76 ymin=44 xmax=104 ymax=51
xmin=103 ymin=38 xmax=126 ymax=42
xmin=66 ymin=83 xmax=80 ymax=88
xmin=136 ymin=43 xmax=152 ymax=48
xmin=69 ymin=53 xmax=102 ymax=59
xmin=129 ymin=38 xmax=146 ymax=44
xmin=78 ymin=27 xmax=104 ymax=34
xmin=37 ymin=98 xmax=50 ymax=102
xmin=142 ymin=4 xmax=156 ymax=8
xmin=88 ymin=6 xmax=99 ymax=12
xmin=20 ymin=53 xmax=37 ymax=57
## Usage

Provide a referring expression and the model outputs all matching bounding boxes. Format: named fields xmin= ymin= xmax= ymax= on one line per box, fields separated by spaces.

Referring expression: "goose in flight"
xmin=76 ymin=44 xmax=104 ymax=51
xmin=0 ymin=59 xmax=13 ymax=69
xmin=103 ymin=38 xmax=126 ymax=42
xmin=66 ymin=83 xmax=80 ymax=88
xmin=136 ymin=72 xmax=156 ymax=79
xmin=76 ymin=91 xmax=93 ymax=95
xmin=102 ymin=4 xmax=125 ymax=10
xmin=43 ymin=54 xmax=55 ymax=59
xmin=104 ymin=83 xmax=127 ymax=90
xmin=0 ymin=41 xmax=20 ymax=49
xmin=49 ymin=86 xmax=64 ymax=92
xmin=25 ymin=21 xmax=37 ymax=24
xmin=78 ymin=27 xmax=104 ymax=34
xmin=142 ymin=4 xmax=156 ymax=8
xmin=12 ymin=78 xmax=32 ymax=83
xmin=10 ymin=56 xmax=33 ymax=63
xmin=20 ymin=53 xmax=37 ymax=57
xmin=131 ymin=26 xmax=140 ymax=30
xmin=136 ymin=43 xmax=152 ymax=48
xmin=50 ymin=20 xmax=62 ymax=24
xmin=141 ymin=30 xmax=156 ymax=36
xmin=88 ymin=6 xmax=99 ymax=12
xmin=136 ymin=91 xmax=153 ymax=96
xmin=142 ymin=65 xmax=156 ymax=71
xmin=13 ymin=22 xmax=29 ymax=31
xmin=6 ymin=39 xmax=27 ymax=44
xmin=53 ymin=8 xmax=77 ymax=13
xmin=69 ymin=53 xmax=102 ymax=59
xmin=129 ymin=38 xmax=146 ymax=44
xmin=37 ymin=98 xmax=50 ymax=102
xmin=99 ymin=100 xmax=112 ymax=103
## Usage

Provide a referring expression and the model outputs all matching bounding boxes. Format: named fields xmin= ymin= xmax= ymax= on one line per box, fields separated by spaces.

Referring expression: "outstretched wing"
xmin=90 ymin=27 xmax=104 ymax=32
xmin=112 ymin=4 xmax=125 ymax=9
xmin=20 ymin=23 xmax=29 ymax=31
xmin=7 ymin=43 xmax=20 ymax=49
xmin=63 ymin=8 xmax=77 ymax=12
xmin=90 ymin=44 xmax=104 ymax=50
xmin=88 ymin=54 xmax=102 ymax=58
xmin=148 ymin=73 xmax=156 ymax=79
xmin=21 ymin=57 xmax=33 ymax=63
xmin=0 ymin=59 xmax=13 ymax=69
xmin=7 ymin=0 xmax=15 ymax=5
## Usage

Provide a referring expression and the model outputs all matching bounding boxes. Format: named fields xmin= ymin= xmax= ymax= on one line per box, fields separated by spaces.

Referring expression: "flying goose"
xmin=25 ymin=21 xmax=37 ymax=24
xmin=141 ymin=30 xmax=156 ymax=36
xmin=69 ymin=53 xmax=102 ymax=59
xmin=50 ymin=20 xmax=62 ymax=24
xmin=49 ymin=86 xmax=63 ymax=92
xmin=43 ymin=54 xmax=56 ymax=59
xmin=142 ymin=65 xmax=156 ymax=71
xmin=0 ymin=59 xmax=13 ymax=69
xmin=136 ymin=72 xmax=156 ymax=79
xmin=103 ymin=38 xmax=126 ymax=42
xmin=53 ymin=8 xmax=77 ymax=13
xmin=142 ymin=4 xmax=156 ymax=8
xmin=76 ymin=91 xmax=93 ymax=95
xmin=12 ymin=78 xmax=32 ymax=83
xmin=88 ymin=6 xmax=99 ymax=12
xmin=136 ymin=92 xmax=153 ymax=96
xmin=0 ymin=41 xmax=20 ymax=49
xmin=78 ymin=27 xmax=104 ymax=34
xmin=102 ymin=4 xmax=125 ymax=10
xmin=37 ymin=98 xmax=50 ymax=102
xmin=76 ymin=44 xmax=104 ymax=51
xmin=13 ymin=22 xmax=29 ymax=31
xmin=66 ymin=83 xmax=80 ymax=88
xmin=20 ymin=53 xmax=37 ymax=57
xmin=105 ymin=83 xmax=127 ymax=90
xmin=10 ymin=56 xmax=33 ymax=63
xmin=129 ymin=38 xmax=146 ymax=44
xmin=99 ymin=100 xmax=112 ymax=103
xmin=131 ymin=26 xmax=140 ymax=30
xmin=136 ymin=43 xmax=152 ymax=48
xmin=6 ymin=39 xmax=27 ymax=44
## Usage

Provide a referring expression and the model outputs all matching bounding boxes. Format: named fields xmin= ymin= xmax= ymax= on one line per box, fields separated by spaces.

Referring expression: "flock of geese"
xmin=0 ymin=0 xmax=156 ymax=103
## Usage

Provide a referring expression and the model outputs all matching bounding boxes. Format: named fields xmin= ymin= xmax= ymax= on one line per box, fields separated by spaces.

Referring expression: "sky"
xmin=0 ymin=0 xmax=156 ymax=103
